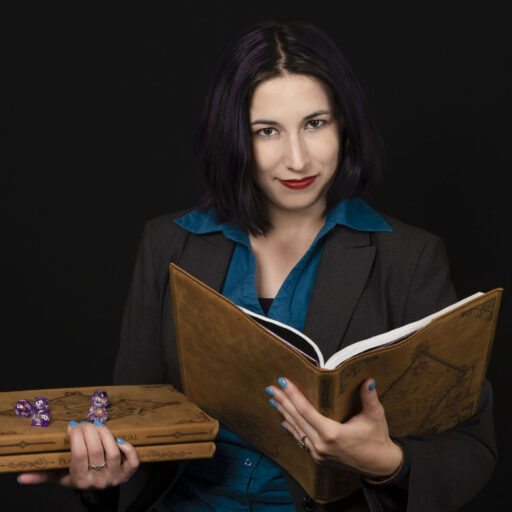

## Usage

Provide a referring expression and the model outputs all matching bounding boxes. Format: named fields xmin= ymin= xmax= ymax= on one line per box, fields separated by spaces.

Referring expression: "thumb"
xmin=17 ymin=471 xmax=57 ymax=485
xmin=18 ymin=469 xmax=71 ymax=486
xmin=360 ymin=378 xmax=383 ymax=417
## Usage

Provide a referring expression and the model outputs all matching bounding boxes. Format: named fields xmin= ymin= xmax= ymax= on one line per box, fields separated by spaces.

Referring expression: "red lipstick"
xmin=278 ymin=176 xmax=317 ymax=189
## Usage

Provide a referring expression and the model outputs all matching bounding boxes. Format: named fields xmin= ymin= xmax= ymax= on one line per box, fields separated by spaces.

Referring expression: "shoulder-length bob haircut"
xmin=193 ymin=18 xmax=385 ymax=236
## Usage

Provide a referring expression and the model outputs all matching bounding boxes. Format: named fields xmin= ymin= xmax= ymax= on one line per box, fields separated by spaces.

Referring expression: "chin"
xmin=271 ymin=196 xmax=326 ymax=214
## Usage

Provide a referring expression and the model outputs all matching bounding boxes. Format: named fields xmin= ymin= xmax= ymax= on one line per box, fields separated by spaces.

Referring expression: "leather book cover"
xmin=0 ymin=442 xmax=216 ymax=473
xmin=170 ymin=263 xmax=502 ymax=504
xmin=0 ymin=384 xmax=219 ymax=473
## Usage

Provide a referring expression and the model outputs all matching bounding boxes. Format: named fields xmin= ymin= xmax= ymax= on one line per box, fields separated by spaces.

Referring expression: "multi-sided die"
xmin=14 ymin=399 xmax=33 ymax=418
xmin=31 ymin=409 xmax=51 ymax=427
xmin=33 ymin=396 xmax=50 ymax=411
xmin=88 ymin=405 xmax=108 ymax=423
xmin=89 ymin=391 xmax=110 ymax=407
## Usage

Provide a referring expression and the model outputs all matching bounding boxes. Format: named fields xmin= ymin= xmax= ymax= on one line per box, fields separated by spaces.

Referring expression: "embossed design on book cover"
xmin=461 ymin=296 xmax=496 ymax=323
xmin=380 ymin=348 xmax=473 ymax=435
xmin=0 ymin=389 xmax=215 ymax=451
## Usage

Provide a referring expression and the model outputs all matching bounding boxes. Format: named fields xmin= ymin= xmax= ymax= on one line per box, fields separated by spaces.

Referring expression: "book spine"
xmin=0 ymin=442 xmax=216 ymax=473
xmin=0 ymin=423 xmax=219 ymax=456
xmin=317 ymin=374 xmax=335 ymax=416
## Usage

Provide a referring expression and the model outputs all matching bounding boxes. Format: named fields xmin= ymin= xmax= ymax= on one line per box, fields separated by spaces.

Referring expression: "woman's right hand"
xmin=17 ymin=420 xmax=140 ymax=489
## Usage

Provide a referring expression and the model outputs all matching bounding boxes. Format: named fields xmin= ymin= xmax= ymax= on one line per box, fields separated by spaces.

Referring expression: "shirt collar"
xmin=175 ymin=198 xmax=392 ymax=246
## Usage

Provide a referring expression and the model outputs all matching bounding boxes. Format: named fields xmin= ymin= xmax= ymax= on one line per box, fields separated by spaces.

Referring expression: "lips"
xmin=278 ymin=175 xmax=318 ymax=189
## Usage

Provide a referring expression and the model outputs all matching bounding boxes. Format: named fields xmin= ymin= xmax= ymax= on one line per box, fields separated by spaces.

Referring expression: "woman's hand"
xmin=265 ymin=377 xmax=403 ymax=479
xmin=17 ymin=420 xmax=139 ymax=489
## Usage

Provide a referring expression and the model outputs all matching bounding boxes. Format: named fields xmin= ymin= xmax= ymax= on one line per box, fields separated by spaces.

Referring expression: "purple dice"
xmin=89 ymin=390 xmax=110 ymax=407
xmin=14 ymin=399 xmax=33 ymax=418
xmin=87 ymin=405 xmax=108 ymax=423
xmin=14 ymin=396 xmax=51 ymax=427
xmin=33 ymin=396 xmax=50 ymax=411
xmin=31 ymin=410 xmax=51 ymax=427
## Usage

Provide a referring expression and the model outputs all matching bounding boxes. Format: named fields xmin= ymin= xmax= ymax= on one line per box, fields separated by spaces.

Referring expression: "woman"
xmin=18 ymin=18 xmax=496 ymax=511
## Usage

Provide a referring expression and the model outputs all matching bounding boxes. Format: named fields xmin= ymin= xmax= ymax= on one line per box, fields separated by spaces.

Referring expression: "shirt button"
xmin=302 ymin=495 xmax=317 ymax=511
xmin=244 ymin=458 xmax=252 ymax=467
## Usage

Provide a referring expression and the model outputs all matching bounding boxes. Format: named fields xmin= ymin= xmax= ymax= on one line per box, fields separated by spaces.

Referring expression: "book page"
xmin=324 ymin=292 xmax=484 ymax=369
xmin=239 ymin=307 xmax=325 ymax=367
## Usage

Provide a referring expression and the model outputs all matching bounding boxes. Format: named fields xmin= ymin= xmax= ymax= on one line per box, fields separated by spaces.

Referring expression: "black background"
xmin=3 ymin=3 xmax=510 ymax=510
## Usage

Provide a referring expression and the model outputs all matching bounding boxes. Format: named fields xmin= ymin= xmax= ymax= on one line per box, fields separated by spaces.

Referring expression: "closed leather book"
xmin=170 ymin=263 xmax=502 ymax=504
xmin=0 ymin=384 xmax=218 ymax=473
xmin=0 ymin=442 xmax=216 ymax=473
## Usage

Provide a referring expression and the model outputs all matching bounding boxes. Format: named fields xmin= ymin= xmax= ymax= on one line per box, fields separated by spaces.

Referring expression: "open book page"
xmin=239 ymin=307 xmax=325 ymax=367
xmin=323 ymin=291 xmax=484 ymax=369
xmin=240 ymin=292 xmax=484 ymax=370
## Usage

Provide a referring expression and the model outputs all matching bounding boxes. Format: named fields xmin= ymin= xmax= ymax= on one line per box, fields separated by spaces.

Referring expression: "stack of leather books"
xmin=0 ymin=384 xmax=219 ymax=473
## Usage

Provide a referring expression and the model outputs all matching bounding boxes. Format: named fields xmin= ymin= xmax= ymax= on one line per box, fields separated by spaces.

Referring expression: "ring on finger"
xmin=88 ymin=462 xmax=107 ymax=470
xmin=297 ymin=433 xmax=308 ymax=449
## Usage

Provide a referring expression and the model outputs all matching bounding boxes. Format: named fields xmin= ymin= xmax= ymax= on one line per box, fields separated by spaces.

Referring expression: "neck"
xmin=264 ymin=201 xmax=327 ymax=239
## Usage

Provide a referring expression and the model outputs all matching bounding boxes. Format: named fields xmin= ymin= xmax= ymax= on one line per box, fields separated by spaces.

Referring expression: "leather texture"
xmin=0 ymin=384 xmax=218 ymax=473
xmin=170 ymin=263 xmax=501 ymax=503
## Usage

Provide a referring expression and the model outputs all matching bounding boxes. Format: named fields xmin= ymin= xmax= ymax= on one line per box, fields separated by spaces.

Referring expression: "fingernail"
xmin=281 ymin=422 xmax=287 ymax=430
xmin=80 ymin=420 xmax=88 ymax=424
xmin=94 ymin=420 xmax=104 ymax=427
xmin=278 ymin=377 xmax=287 ymax=388
xmin=269 ymin=399 xmax=277 ymax=408
xmin=117 ymin=437 xmax=125 ymax=444
xmin=369 ymin=379 xmax=376 ymax=391
xmin=265 ymin=386 xmax=274 ymax=397
xmin=69 ymin=420 xmax=78 ymax=428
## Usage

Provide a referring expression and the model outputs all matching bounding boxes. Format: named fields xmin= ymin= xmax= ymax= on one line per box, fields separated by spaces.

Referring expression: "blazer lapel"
xmin=303 ymin=225 xmax=376 ymax=361
xmin=178 ymin=231 xmax=235 ymax=292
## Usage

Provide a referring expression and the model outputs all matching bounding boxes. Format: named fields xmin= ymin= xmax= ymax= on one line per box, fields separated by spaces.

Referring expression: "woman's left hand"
xmin=266 ymin=377 xmax=403 ymax=479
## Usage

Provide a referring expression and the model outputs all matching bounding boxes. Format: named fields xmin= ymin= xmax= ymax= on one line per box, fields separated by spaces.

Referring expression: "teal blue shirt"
xmin=155 ymin=198 xmax=391 ymax=511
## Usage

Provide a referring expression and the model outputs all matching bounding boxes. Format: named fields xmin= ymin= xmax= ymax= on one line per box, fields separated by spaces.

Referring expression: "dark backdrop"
xmin=3 ymin=3 xmax=510 ymax=510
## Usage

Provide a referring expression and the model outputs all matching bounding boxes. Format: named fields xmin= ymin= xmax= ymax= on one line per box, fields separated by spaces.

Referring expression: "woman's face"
xmin=249 ymin=73 xmax=340 ymax=219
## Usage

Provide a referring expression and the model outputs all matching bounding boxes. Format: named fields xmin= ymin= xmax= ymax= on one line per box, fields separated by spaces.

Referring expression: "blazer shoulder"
xmin=145 ymin=206 xmax=198 ymax=236
xmin=142 ymin=206 xmax=198 ymax=268
xmin=374 ymin=213 xmax=447 ymax=252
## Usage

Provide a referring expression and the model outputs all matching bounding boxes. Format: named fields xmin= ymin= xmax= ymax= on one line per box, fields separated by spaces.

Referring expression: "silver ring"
xmin=297 ymin=433 xmax=308 ymax=449
xmin=88 ymin=462 xmax=107 ymax=470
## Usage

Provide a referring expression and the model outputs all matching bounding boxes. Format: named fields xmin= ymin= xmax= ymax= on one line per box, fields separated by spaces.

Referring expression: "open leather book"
xmin=169 ymin=263 xmax=502 ymax=504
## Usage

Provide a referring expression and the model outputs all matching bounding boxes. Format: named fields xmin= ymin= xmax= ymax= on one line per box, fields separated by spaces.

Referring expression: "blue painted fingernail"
xmin=369 ymin=379 xmax=376 ymax=391
xmin=69 ymin=420 xmax=78 ymax=428
xmin=281 ymin=422 xmax=287 ymax=430
xmin=94 ymin=420 xmax=104 ymax=427
xmin=278 ymin=377 xmax=287 ymax=388
xmin=80 ymin=420 xmax=88 ymax=424
xmin=117 ymin=437 xmax=125 ymax=444
xmin=269 ymin=399 xmax=277 ymax=408
xmin=265 ymin=386 xmax=274 ymax=397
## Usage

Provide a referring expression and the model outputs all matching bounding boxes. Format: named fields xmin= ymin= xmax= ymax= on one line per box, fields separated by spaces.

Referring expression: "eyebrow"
xmin=250 ymin=109 xmax=332 ymax=126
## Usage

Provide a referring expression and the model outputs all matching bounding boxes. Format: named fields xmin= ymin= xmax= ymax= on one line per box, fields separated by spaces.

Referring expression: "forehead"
xmin=249 ymin=74 xmax=331 ymax=118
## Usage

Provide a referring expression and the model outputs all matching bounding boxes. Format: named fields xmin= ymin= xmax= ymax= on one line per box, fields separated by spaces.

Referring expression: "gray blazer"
xmin=79 ymin=207 xmax=496 ymax=512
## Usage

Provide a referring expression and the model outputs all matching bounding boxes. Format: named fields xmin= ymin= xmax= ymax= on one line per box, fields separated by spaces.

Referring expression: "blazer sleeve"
xmin=363 ymin=236 xmax=497 ymax=512
xmin=113 ymin=219 xmax=166 ymax=386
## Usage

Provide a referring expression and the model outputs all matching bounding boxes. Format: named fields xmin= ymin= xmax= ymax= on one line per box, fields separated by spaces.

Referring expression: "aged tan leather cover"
xmin=0 ymin=384 xmax=218 ymax=473
xmin=170 ymin=263 xmax=502 ymax=504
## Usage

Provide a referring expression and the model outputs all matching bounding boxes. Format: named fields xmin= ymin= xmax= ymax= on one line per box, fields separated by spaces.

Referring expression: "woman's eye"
xmin=307 ymin=119 xmax=327 ymax=129
xmin=255 ymin=127 xmax=277 ymax=138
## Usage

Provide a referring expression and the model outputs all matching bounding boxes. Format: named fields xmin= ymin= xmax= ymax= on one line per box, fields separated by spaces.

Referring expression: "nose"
xmin=283 ymin=132 xmax=310 ymax=172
